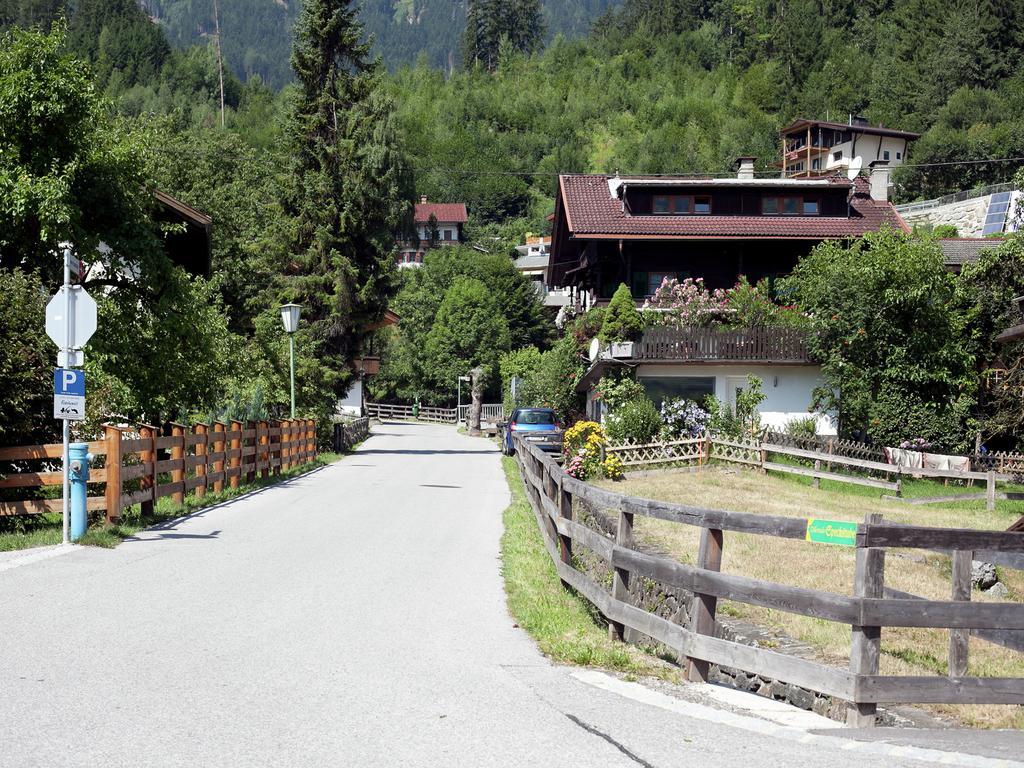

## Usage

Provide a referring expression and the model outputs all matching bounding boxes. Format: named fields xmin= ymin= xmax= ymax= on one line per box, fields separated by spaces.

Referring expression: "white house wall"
xmin=634 ymin=363 xmax=837 ymax=435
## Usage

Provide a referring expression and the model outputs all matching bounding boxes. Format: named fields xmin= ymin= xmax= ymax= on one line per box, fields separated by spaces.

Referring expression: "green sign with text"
xmin=805 ymin=518 xmax=858 ymax=547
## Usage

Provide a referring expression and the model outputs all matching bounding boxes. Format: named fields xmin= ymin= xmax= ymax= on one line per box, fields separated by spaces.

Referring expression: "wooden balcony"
xmin=637 ymin=326 xmax=813 ymax=363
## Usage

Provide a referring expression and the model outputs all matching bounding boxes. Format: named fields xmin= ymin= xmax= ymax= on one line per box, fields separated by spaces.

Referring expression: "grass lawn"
xmin=499 ymin=455 xmax=678 ymax=681
xmin=0 ymin=452 xmax=342 ymax=553
xmin=595 ymin=464 xmax=1024 ymax=729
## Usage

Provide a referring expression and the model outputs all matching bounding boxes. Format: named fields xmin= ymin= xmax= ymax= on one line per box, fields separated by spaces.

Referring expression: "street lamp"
xmin=280 ymin=303 xmax=302 ymax=418
xmin=457 ymin=375 xmax=471 ymax=423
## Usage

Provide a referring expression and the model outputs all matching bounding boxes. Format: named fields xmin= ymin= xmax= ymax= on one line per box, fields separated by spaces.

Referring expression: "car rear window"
xmin=515 ymin=409 xmax=555 ymax=425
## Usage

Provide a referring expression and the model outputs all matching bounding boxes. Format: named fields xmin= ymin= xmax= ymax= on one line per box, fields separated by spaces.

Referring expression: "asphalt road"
xmin=0 ymin=422 xmax=1010 ymax=767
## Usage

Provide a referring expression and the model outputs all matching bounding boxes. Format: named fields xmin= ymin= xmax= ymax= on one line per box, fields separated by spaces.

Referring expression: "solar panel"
xmin=981 ymin=192 xmax=1011 ymax=236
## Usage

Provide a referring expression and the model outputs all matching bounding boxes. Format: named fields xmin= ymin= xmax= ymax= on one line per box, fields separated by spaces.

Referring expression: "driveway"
xmin=0 ymin=422 xmax=1007 ymax=767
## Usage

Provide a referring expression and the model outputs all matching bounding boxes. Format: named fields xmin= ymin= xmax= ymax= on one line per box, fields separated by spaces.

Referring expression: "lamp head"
xmin=280 ymin=303 xmax=302 ymax=334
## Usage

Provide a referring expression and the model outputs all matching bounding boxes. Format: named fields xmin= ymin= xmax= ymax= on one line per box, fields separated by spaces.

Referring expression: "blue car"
xmin=502 ymin=407 xmax=564 ymax=455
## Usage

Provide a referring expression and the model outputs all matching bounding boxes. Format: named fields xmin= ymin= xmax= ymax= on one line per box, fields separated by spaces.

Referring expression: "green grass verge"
xmin=0 ymin=452 xmax=343 ymax=552
xmin=499 ymin=455 xmax=676 ymax=680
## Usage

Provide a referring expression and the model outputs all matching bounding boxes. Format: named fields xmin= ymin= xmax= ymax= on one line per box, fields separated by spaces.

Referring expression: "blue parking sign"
xmin=54 ymin=369 xmax=85 ymax=420
xmin=54 ymin=369 xmax=85 ymax=396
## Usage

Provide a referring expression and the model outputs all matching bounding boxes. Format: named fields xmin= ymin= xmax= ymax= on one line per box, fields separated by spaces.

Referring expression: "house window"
xmin=832 ymin=151 xmax=842 ymax=162
xmin=811 ymin=158 xmax=821 ymax=170
xmin=896 ymin=151 xmax=902 ymax=160
xmin=883 ymin=150 xmax=890 ymax=161
xmin=762 ymin=196 xmax=819 ymax=215
xmin=631 ymin=271 xmax=683 ymax=298
xmin=639 ymin=376 xmax=715 ymax=410
xmin=651 ymin=195 xmax=710 ymax=215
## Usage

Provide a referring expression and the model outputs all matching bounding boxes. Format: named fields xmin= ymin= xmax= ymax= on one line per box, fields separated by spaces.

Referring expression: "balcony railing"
xmin=637 ymin=326 xmax=813 ymax=363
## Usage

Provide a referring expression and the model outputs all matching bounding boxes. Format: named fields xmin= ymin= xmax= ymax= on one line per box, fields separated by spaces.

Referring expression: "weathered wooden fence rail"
xmin=607 ymin=433 xmax=1012 ymax=507
xmin=365 ymin=403 xmax=457 ymax=423
xmin=0 ymin=418 xmax=317 ymax=523
xmin=513 ymin=434 xmax=1024 ymax=726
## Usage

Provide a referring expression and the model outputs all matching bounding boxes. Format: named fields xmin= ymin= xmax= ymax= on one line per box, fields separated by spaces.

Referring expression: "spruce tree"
xmin=283 ymin=0 xmax=410 ymax=400
xmin=464 ymin=0 xmax=544 ymax=72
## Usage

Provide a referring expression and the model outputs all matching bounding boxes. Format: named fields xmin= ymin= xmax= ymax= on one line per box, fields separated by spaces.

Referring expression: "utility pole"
xmin=212 ymin=0 xmax=226 ymax=128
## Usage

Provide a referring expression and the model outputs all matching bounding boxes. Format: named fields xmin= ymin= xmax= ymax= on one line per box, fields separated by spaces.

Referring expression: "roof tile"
xmin=559 ymin=174 xmax=907 ymax=238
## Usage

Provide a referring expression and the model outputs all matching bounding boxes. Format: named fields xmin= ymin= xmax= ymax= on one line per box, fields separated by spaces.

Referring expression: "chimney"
xmin=420 ymin=195 xmax=428 ymax=204
xmin=735 ymin=156 xmax=756 ymax=180
xmin=868 ymin=160 xmax=890 ymax=202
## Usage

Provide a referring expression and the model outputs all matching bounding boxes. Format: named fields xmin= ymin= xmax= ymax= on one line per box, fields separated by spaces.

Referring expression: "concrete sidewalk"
xmin=0 ymin=422 xmax=1016 ymax=767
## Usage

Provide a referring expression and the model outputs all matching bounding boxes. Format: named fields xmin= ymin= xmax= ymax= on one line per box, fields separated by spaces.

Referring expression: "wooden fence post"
xmin=170 ymin=423 xmax=185 ymax=505
xmin=103 ymin=424 xmax=123 ymax=524
xmin=949 ymin=549 xmax=972 ymax=678
xmin=987 ymin=471 xmax=996 ymax=512
xmin=229 ymin=420 xmax=242 ymax=489
xmin=138 ymin=424 xmax=157 ymax=516
xmin=212 ymin=421 xmax=226 ymax=494
xmin=827 ymin=438 xmax=834 ymax=472
xmin=557 ymin=476 xmax=573 ymax=574
xmin=309 ymin=418 xmax=317 ymax=460
xmin=258 ymin=420 xmax=269 ymax=480
xmin=193 ymin=423 xmax=208 ymax=499
xmin=849 ymin=512 xmax=885 ymax=727
xmin=609 ymin=504 xmax=634 ymax=643
xmin=271 ymin=420 xmax=282 ymax=476
xmin=686 ymin=526 xmax=723 ymax=682
xmin=813 ymin=458 xmax=821 ymax=490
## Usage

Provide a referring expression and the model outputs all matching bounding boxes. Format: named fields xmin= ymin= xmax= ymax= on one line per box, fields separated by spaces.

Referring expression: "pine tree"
xmin=464 ymin=0 xmax=544 ymax=72
xmin=284 ymin=0 xmax=411 ymax=400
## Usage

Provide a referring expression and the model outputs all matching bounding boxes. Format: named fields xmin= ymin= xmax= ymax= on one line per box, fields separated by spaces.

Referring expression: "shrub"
xmin=704 ymin=375 xmax=765 ymax=439
xmin=602 ymin=454 xmax=625 ymax=481
xmin=595 ymin=370 xmax=646 ymax=412
xmin=661 ymin=398 xmax=710 ymax=438
xmin=599 ymin=283 xmax=644 ymax=343
xmin=642 ymin=276 xmax=725 ymax=328
xmin=606 ymin=397 xmax=662 ymax=444
xmin=563 ymin=420 xmax=607 ymax=480
xmin=784 ymin=415 xmax=818 ymax=438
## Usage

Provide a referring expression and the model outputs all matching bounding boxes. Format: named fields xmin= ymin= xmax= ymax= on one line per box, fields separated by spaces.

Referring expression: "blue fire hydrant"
xmin=69 ymin=442 xmax=92 ymax=542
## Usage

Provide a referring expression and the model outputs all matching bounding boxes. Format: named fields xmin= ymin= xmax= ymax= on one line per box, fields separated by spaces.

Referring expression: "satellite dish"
xmin=589 ymin=337 xmax=601 ymax=363
xmin=847 ymin=157 xmax=863 ymax=180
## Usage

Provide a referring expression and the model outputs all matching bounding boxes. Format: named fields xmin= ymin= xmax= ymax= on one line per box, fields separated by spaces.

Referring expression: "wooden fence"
xmin=332 ymin=417 xmax=370 ymax=452
xmin=365 ymin=402 xmax=505 ymax=424
xmin=513 ymin=434 xmax=1024 ymax=726
xmin=365 ymin=403 xmax=457 ymax=423
xmin=0 ymin=419 xmax=317 ymax=523
xmin=607 ymin=433 xmax=1011 ymax=507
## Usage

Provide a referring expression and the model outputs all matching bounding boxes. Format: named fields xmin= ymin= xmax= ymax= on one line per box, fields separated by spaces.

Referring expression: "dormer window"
xmin=652 ymin=195 xmax=711 ymax=215
xmin=762 ymin=196 xmax=819 ymax=215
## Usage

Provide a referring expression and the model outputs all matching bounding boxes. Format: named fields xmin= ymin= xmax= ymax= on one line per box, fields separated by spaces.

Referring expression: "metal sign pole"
xmin=61 ymin=249 xmax=71 ymax=546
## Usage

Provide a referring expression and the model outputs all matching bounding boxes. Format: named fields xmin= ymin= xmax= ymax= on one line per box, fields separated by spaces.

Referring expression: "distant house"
xmin=777 ymin=117 xmax=919 ymax=178
xmin=938 ymin=238 xmax=1003 ymax=273
xmin=549 ymin=158 xmax=909 ymax=435
xmin=397 ymin=196 xmax=468 ymax=268
xmin=154 ymin=190 xmax=213 ymax=276
xmin=512 ymin=233 xmax=571 ymax=308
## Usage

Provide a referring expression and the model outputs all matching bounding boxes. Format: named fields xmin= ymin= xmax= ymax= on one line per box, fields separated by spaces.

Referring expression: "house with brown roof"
xmin=549 ymin=159 xmax=906 ymax=303
xmin=777 ymin=117 xmax=919 ymax=178
xmin=550 ymin=159 xmax=908 ymax=435
xmin=397 ymin=196 xmax=468 ymax=268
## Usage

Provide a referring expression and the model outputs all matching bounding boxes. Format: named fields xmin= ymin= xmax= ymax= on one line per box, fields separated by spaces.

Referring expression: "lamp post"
xmin=280 ymin=303 xmax=302 ymax=418
xmin=457 ymin=375 xmax=471 ymax=423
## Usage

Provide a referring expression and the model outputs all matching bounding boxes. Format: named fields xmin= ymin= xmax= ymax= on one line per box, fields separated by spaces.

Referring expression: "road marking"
xmin=571 ymin=670 xmax=1023 ymax=768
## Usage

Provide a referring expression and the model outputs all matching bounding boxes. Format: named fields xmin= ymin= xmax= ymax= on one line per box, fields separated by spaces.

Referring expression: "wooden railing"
xmin=366 ymin=403 xmax=457 ymax=423
xmin=457 ymin=404 xmax=505 ymax=422
xmin=0 ymin=419 xmax=317 ymax=523
xmin=512 ymin=434 xmax=1024 ymax=725
xmin=332 ymin=417 xmax=370 ymax=452
xmin=637 ymin=326 xmax=812 ymax=362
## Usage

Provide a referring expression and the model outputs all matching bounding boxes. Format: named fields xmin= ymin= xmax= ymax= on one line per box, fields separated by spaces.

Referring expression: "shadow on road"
xmin=124 ymin=530 xmax=222 ymax=543
xmin=358 ymin=448 xmax=496 ymax=456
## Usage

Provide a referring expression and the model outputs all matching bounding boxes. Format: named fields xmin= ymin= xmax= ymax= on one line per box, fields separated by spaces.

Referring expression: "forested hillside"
xmin=139 ymin=0 xmax=618 ymax=86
